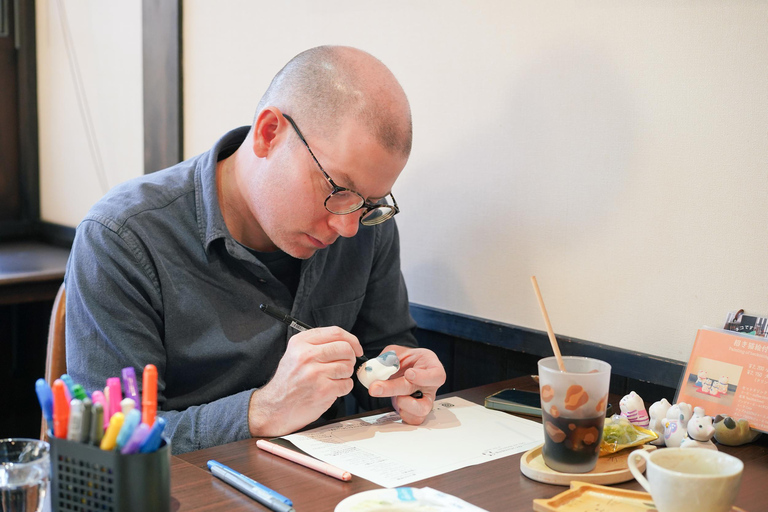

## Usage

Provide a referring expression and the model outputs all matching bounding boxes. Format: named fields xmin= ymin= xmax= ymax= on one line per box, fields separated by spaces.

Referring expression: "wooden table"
xmin=170 ymin=376 xmax=768 ymax=511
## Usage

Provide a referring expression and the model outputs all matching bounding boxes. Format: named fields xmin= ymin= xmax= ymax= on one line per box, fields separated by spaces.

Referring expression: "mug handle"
xmin=627 ymin=449 xmax=652 ymax=494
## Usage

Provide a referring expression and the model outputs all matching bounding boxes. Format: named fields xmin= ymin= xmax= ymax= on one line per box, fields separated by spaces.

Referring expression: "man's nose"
xmin=328 ymin=212 xmax=360 ymax=238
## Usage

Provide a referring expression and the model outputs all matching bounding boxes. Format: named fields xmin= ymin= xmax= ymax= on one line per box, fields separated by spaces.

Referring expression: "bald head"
xmin=256 ymin=46 xmax=412 ymax=157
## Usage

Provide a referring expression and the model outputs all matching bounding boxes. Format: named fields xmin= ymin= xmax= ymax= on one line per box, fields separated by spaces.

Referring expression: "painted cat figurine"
xmin=648 ymin=398 xmax=671 ymax=445
xmin=619 ymin=391 xmax=649 ymax=427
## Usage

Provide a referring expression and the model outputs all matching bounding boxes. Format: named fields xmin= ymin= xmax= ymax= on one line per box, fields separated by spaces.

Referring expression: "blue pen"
xmin=60 ymin=374 xmax=76 ymax=397
xmin=138 ymin=416 xmax=167 ymax=453
xmin=121 ymin=367 xmax=140 ymax=405
xmin=35 ymin=379 xmax=54 ymax=431
xmin=115 ymin=409 xmax=141 ymax=450
xmin=207 ymin=460 xmax=294 ymax=512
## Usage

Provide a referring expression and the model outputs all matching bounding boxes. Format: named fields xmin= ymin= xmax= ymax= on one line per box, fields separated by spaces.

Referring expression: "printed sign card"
xmin=675 ymin=328 xmax=768 ymax=433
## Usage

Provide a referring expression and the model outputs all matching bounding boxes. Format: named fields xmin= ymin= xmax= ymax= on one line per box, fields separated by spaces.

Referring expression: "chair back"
xmin=41 ymin=282 xmax=66 ymax=439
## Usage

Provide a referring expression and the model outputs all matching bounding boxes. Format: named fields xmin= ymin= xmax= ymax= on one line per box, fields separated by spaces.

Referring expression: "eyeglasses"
xmin=283 ymin=114 xmax=400 ymax=226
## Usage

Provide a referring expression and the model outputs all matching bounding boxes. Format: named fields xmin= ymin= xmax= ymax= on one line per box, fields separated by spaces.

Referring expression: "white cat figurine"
xmin=695 ymin=370 xmax=708 ymax=386
xmin=717 ymin=376 xmax=729 ymax=395
xmin=666 ymin=402 xmax=693 ymax=425
xmin=648 ymin=398 xmax=671 ymax=445
xmin=663 ymin=417 xmax=688 ymax=447
xmin=619 ymin=391 xmax=649 ymax=427
xmin=681 ymin=412 xmax=717 ymax=450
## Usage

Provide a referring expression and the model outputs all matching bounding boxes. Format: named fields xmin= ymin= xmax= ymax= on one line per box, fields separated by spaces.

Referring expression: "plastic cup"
xmin=538 ymin=356 xmax=611 ymax=473
xmin=0 ymin=439 xmax=50 ymax=512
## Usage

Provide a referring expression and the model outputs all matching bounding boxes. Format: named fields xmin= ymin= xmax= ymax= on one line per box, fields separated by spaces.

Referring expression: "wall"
xmin=183 ymin=1 xmax=767 ymax=362
xmin=35 ymin=2 xmax=767 ymax=363
xmin=36 ymin=0 xmax=143 ymax=228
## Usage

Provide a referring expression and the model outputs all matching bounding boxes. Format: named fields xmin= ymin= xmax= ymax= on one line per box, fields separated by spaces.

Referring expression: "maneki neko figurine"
xmin=648 ymin=398 xmax=671 ymax=445
xmin=695 ymin=370 xmax=708 ymax=386
xmin=666 ymin=402 xmax=693 ymax=426
xmin=681 ymin=407 xmax=717 ymax=450
xmin=663 ymin=416 xmax=687 ymax=447
xmin=619 ymin=391 xmax=650 ymax=428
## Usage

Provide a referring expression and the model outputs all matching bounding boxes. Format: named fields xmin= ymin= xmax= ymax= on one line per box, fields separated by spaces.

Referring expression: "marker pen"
xmin=91 ymin=389 xmax=109 ymax=430
xmin=90 ymin=402 xmax=104 ymax=446
xmin=100 ymin=412 xmax=125 ymax=451
xmin=60 ymin=374 xmax=76 ymax=398
xmin=120 ymin=423 xmax=150 ymax=455
xmin=121 ymin=397 xmax=136 ymax=416
xmin=107 ymin=377 xmax=122 ymax=421
xmin=35 ymin=379 xmax=53 ymax=432
xmin=121 ymin=367 xmax=140 ymax=405
xmin=116 ymin=409 xmax=141 ymax=450
xmin=71 ymin=384 xmax=88 ymax=401
xmin=52 ymin=379 xmax=70 ymax=439
xmin=142 ymin=364 xmax=158 ymax=426
xmin=67 ymin=399 xmax=84 ymax=442
xmin=138 ymin=416 xmax=166 ymax=453
xmin=80 ymin=397 xmax=92 ymax=443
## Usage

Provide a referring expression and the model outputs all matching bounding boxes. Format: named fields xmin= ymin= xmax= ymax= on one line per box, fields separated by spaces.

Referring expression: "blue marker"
xmin=60 ymin=374 xmax=76 ymax=397
xmin=115 ymin=409 xmax=141 ymax=450
xmin=207 ymin=460 xmax=294 ymax=511
xmin=138 ymin=416 xmax=167 ymax=453
xmin=35 ymin=379 xmax=54 ymax=431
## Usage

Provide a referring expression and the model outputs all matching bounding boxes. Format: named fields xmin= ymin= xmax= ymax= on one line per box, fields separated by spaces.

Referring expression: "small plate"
xmin=533 ymin=481 xmax=747 ymax=512
xmin=520 ymin=444 xmax=656 ymax=486
xmin=335 ymin=488 xmax=447 ymax=512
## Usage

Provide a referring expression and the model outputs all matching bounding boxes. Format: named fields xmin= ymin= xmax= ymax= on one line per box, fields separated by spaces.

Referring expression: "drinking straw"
xmin=530 ymin=276 xmax=567 ymax=372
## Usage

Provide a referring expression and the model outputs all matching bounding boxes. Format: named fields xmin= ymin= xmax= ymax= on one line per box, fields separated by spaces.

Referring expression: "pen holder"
xmin=49 ymin=435 xmax=170 ymax=512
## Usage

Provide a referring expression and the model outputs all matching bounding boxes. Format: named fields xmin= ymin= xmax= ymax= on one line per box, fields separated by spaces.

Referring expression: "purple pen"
xmin=121 ymin=367 xmax=140 ymax=405
xmin=120 ymin=422 xmax=151 ymax=455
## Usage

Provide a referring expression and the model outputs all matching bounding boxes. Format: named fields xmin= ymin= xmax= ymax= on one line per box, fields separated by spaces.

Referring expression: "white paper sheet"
xmin=283 ymin=396 xmax=544 ymax=488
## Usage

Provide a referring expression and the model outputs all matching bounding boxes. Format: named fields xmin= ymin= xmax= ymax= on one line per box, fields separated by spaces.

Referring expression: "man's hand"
xmin=368 ymin=345 xmax=446 ymax=425
xmin=247 ymin=326 xmax=362 ymax=436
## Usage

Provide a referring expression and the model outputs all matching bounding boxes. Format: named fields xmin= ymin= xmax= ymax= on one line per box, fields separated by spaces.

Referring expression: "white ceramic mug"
xmin=628 ymin=448 xmax=743 ymax=512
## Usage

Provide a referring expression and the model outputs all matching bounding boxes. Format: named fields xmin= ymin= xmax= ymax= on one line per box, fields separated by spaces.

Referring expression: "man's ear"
xmin=251 ymin=107 xmax=284 ymax=158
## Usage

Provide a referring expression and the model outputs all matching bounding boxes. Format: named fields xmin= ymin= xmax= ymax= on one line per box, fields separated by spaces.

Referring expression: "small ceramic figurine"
xmin=648 ymin=398 xmax=672 ymax=445
xmin=717 ymin=376 xmax=729 ymax=395
xmin=709 ymin=383 xmax=720 ymax=396
xmin=695 ymin=370 xmax=708 ymax=386
xmin=701 ymin=380 xmax=711 ymax=394
xmin=713 ymin=415 xmax=762 ymax=446
xmin=663 ymin=417 xmax=687 ymax=447
xmin=356 ymin=350 xmax=400 ymax=389
xmin=619 ymin=391 xmax=650 ymax=427
xmin=666 ymin=402 xmax=693 ymax=425
xmin=681 ymin=408 xmax=717 ymax=450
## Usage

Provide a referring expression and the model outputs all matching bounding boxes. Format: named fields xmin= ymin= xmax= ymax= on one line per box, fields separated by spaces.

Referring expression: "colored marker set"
xmin=36 ymin=364 xmax=166 ymax=454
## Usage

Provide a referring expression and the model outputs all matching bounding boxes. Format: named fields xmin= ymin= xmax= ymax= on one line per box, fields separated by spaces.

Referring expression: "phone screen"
xmin=492 ymin=389 xmax=541 ymax=407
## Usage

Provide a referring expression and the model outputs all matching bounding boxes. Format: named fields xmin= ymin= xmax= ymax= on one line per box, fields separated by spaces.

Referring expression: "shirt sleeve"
xmin=350 ymin=219 xmax=419 ymax=410
xmin=65 ymin=217 xmax=253 ymax=454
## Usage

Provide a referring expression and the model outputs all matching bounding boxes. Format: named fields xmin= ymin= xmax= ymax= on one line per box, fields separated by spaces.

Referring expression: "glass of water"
xmin=0 ymin=439 xmax=50 ymax=512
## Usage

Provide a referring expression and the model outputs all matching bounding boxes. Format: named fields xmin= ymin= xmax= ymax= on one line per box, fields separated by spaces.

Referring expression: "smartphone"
xmin=484 ymin=388 xmax=542 ymax=416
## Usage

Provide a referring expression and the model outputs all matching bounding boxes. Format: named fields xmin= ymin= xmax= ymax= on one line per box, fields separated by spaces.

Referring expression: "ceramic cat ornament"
xmin=619 ymin=391 xmax=650 ymax=427
xmin=356 ymin=350 xmax=401 ymax=389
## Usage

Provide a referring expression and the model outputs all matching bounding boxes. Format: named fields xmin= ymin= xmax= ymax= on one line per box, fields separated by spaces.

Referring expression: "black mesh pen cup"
xmin=49 ymin=436 xmax=170 ymax=512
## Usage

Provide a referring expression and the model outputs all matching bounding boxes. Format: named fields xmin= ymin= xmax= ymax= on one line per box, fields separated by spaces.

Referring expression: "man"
xmin=66 ymin=46 xmax=446 ymax=454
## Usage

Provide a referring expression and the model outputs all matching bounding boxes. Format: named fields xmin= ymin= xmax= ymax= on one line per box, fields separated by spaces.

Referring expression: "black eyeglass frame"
xmin=282 ymin=114 xmax=400 ymax=226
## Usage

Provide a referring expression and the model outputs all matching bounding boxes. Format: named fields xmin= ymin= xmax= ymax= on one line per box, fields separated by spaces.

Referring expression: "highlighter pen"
xmin=259 ymin=303 xmax=423 ymax=399
xmin=207 ymin=460 xmax=295 ymax=512
xmin=138 ymin=416 xmax=166 ymax=453
xmin=121 ymin=366 xmax=140 ymax=405
xmin=121 ymin=397 xmax=136 ymax=416
xmin=91 ymin=390 xmax=109 ymax=430
xmin=66 ymin=399 xmax=84 ymax=442
xmin=116 ymin=409 xmax=141 ymax=450
xmin=100 ymin=412 xmax=125 ymax=450
xmin=80 ymin=397 xmax=92 ymax=443
xmin=107 ymin=377 xmax=123 ymax=421
xmin=90 ymin=402 xmax=104 ymax=446
xmin=71 ymin=384 xmax=88 ymax=401
xmin=60 ymin=374 xmax=76 ymax=398
xmin=121 ymin=422 xmax=150 ymax=455
xmin=142 ymin=364 xmax=158 ymax=426
xmin=52 ymin=379 xmax=70 ymax=439
xmin=35 ymin=379 xmax=54 ymax=432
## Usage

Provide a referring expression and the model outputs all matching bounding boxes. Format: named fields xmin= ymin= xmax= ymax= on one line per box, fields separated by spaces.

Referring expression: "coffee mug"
xmin=628 ymin=448 xmax=743 ymax=512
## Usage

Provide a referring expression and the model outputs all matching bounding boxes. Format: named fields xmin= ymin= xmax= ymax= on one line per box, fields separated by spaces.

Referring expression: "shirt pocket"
xmin=311 ymin=293 xmax=365 ymax=331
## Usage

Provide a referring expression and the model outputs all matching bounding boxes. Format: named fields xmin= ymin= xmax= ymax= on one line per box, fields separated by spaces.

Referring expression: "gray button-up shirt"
xmin=65 ymin=127 xmax=417 ymax=454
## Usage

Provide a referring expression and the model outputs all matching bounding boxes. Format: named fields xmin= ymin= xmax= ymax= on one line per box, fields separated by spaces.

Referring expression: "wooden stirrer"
xmin=531 ymin=276 xmax=567 ymax=372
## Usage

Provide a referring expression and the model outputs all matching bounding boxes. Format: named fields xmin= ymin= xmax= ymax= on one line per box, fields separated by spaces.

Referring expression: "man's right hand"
xmin=247 ymin=326 xmax=363 ymax=437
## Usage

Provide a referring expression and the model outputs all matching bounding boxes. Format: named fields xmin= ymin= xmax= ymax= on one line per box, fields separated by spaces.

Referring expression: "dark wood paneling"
xmin=16 ymin=0 xmax=39 ymax=222
xmin=143 ymin=0 xmax=182 ymax=174
xmin=0 ymin=0 xmax=20 ymax=222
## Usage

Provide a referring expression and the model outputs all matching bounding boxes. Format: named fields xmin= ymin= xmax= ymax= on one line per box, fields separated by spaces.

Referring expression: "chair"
xmin=41 ymin=282 xmax=66 ymax=439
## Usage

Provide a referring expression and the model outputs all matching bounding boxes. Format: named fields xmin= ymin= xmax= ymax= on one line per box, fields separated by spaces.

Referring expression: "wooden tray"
xmin=520 ymin=444 xmax=656 ymax=486
xmin=533 ymin=481 xmax=747 ymax=512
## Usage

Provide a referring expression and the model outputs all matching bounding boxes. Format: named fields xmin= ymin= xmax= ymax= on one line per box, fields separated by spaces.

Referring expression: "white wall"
xmin=36 ymin=0 xmax=143 ymax=227
xmin=37 ymin=1 xmax=766 ymax=363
